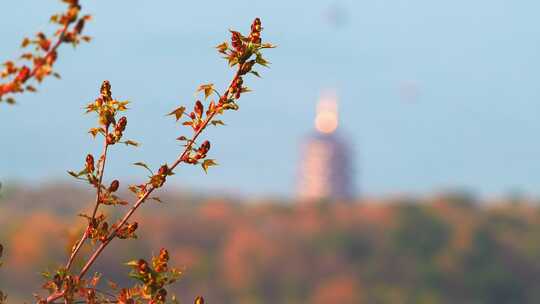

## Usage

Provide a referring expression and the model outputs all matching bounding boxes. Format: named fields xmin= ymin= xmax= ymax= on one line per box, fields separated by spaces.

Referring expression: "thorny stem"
xmin=65 ymin=126 xmax=111 ymax=270
xmin=45 ymin=63 xmax=246 ymax=303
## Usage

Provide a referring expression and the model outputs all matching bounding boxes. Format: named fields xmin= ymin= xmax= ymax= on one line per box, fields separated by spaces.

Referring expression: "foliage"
xmin=0 ymin=0 xmax=91 ymax=105
xmin=4 ymin=193 xmax=540 ymax=303
xmin=0 ymin=3 xmax=274 ymax=304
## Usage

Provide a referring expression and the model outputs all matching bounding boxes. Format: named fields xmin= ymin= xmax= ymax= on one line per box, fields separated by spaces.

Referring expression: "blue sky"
xmin=1 ymin=0 xmax=540 ymax=198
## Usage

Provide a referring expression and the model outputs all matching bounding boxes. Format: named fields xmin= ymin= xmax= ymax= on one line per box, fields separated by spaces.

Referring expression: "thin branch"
xmin=45 ymin=63 xmax=246 ymax=304
xmin=65 ymin=126 xmax=111 ymax=270
xmin=28 ymin=22 xmax=70 ymax=80
xmin=77 ymin=62 xmax=245 ymax=280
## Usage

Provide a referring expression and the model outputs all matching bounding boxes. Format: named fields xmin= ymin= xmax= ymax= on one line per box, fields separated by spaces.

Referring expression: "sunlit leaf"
xmin=256 ymin=53 xmax=270 ymax=67
xmin=88 ymin=127 xmax=102 ymax=138
xmin=260 ymin=43 xmax=277 ymax=49
xmin=133 ymin=162 xmax=153 ymax=174
xmin=21 ymin=37 xmax=31 ymax=48
xmin=211 ymin=120 xmax=225 ymax=126
xmin=150 ymin=197 xmax=163 ymax=203
xmin=216 ymin=42 xmax=229 ymax=54
xmin=167 ymin=106 xmax=186 ymax=121
xmin=201 ymin=159 xmax=218 ymax=173
xmin=124 ymin=260 xmax=139 ymax=267
xmin=197 ymin=83 xmax=215 ymax=100
xmin=123 ymin=140 xmax=140 ymax=147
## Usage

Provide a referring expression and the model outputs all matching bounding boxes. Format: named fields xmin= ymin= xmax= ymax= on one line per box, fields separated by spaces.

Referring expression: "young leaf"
xmin=67 ymin=170 xmax=79 ymax=178
xmin=197 ymin=83 xmax=214 ymax=100
xmin=260 ymin=43 xmax=277 ymax=49
xmin=216 ymin=42 xmax=229 ymax=54
xmin=256 ymin=53 xmax=270 ymax=67
xmin=167 ymin=106 xmax=186 ymax=121
xmin=201 ymin=159 xmax=218 ymax=173
xmin=150 ymin=197 xmax=163 ymax=203
xmin=211 ymin=120 xmax=225 ymax=126
xmin=124 ymin=260 xmax=139 ymax=267
xmin=133 ymin=162 xmax=153 ymax=174
xmin=88 ymin=127 xmax=101 ymax=138
xmin=123 ymin=140 xmax=140 ymax=147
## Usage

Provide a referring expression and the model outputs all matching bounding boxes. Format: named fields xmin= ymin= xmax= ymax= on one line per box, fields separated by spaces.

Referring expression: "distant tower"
xmin=297 ymin=91 xmax=355 ymax=202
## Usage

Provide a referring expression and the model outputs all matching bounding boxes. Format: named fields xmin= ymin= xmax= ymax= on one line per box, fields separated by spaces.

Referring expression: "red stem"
xmin=65 ymin=126 xmax=110 ymax=270
xmin=45 ymin=63 xmax=245 ymax=304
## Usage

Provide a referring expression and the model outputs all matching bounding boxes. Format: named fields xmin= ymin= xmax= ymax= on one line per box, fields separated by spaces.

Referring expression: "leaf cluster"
xmin=28 ymin=17 xmax=273 ymax=304
xmin=0 ymin=0 xmax=91 ymax=105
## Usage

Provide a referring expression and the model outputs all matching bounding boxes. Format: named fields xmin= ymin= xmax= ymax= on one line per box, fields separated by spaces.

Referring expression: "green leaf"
xmin=67 ymin=168 xmax=88 ymax=179
xmin=167 ymin=106 xmax=186 ymax=121
xmin=250 ymin=70 xmax=261 ymax=78
xmin=201 ymin=159 xmax=218 ymax=173
xmin=67 ymin=170 xmax=79 ymax=178
xmin=211 ymin=120 xmax=226 ymax=126
xmin=150 ymin=197 xmax=163 ymax=203
xmin=123 ymin=140 xmax=140 ymax=147
xmin=197 ymin=84 xmax=215 ymax=100
xmin=40 ymin=270 xmax=51 ymax=279
xmin=133 ymin=162 xmax=153 ymax=174
xmin=124 ymin=260 xmax=139 ymax=267
xmin=256 ymin=53 xmax=270 ymax=67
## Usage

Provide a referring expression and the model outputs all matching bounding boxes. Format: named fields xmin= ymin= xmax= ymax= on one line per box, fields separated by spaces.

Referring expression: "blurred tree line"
xmin=1 ymin=185 xmax=539 ymax=303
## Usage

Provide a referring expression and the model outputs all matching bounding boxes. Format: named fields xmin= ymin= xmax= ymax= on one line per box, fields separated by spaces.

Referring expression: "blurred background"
xmin=2 ymin=0 xmax=540 ymax=303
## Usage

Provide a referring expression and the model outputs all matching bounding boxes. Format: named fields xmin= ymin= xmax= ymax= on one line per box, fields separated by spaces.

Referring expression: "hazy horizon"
xmin=1 ymin=0 xmax=540 ymax=198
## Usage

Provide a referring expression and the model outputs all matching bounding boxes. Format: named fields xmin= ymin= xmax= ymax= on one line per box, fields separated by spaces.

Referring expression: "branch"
xmin=65 ymin=126 xmax=111 ymax=270
xmin=77 ymin=62 xmax=245 ymax=280
xmin=40 ymin=17 xmax=274 ymax=303
xmin=0 ymin=1 xmax=91 ymax=104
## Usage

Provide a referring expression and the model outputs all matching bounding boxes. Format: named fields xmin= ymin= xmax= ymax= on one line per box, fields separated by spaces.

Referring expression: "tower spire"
xmin=296 ymin=90 xmax=355 ymax=202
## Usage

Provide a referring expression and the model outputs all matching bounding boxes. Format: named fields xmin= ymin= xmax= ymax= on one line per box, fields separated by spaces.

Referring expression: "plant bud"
xmin=230 ymin=31 xmax=243 ymax=51
xmin=100 ymin=80 xmax=112 ymax=100
xmin=127 ymin=222 xmax=138 ymax=233
xmin=251 ymin=18 xmax=262 ymax=32
xmin=109 ymin=180 xmax=120 ymax=192
xmin=159 ymin=248 xmax=169 ymax=262
xmin=199 ymin=140 xmax=211 ymax=155
xmin=158 ymin=165 xmax=169 ymax=176
xmin=75 ymin=19 xmax=85 ymax=34
xmin=106 ymin=133 xmax=116 ymax=145
xmin=86 ymin=154 xmax=95 ymax=172
xmin=118 ymin=116 xmax=127 ymax=129
xmin=15 ymin=66 xmax=30 ymax=82
xmin=194 ymin=100 xmax=204 ymax=118
xmin=137 ymin=259 xmax=149 ymax=274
